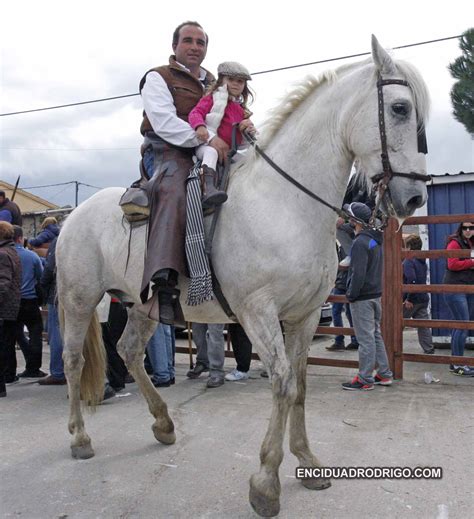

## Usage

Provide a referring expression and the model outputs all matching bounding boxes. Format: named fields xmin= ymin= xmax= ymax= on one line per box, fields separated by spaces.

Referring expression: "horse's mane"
xmin=256 ymin=57 xmax=430 ymax=149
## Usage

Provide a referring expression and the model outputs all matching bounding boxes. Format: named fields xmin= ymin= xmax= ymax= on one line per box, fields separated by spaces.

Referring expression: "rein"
xmin=243 ymin=73 xmax=431 ymax=230
xmin=244 ymin=131 xmax=377 ymax=230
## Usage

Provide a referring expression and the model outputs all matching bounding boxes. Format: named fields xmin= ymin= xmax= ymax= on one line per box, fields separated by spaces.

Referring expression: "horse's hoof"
xmin=152 ymin=423 xmax=176 ymax=445
xmin=249 ymin=478 xmax=280 ymax=518
xmin=71 ymin=443 xmax=95 ymax=460
xmin=301 ymin=476 xmax=331 ymax=490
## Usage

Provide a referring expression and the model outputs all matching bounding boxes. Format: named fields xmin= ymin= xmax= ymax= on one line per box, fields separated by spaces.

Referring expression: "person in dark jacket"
xmin=29 ymin=217 xmax=60 ymax=258
xmin=442 ymin=221 xmax=474 ymax=377
xmin=7 ymin=226 xmax=46 ymax=380
xmin=402 ymin=234 xmax=435 ymax=354
xmin=0 ymin=221 xmax=22 ymax=396
xmin=0 ymin=191 xmax=22 ymax=226
xmin=341 ymin=202 xmax=393 ymax=391
xmin=38 ymin=236 xmax=66 ymax=385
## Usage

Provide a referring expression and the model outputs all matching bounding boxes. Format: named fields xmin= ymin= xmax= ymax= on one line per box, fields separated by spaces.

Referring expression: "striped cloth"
xmin=185 ymin=164 xmax=214 ymax=305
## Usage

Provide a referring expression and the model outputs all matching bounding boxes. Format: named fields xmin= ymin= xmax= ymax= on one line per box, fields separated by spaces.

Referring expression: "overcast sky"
xmin=1 ymin=0 xmax=473 ymax=207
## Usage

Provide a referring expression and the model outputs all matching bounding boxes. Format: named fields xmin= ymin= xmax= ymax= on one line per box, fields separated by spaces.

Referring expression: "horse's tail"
xmin=59 ymin=305 xmax=106 ymax=410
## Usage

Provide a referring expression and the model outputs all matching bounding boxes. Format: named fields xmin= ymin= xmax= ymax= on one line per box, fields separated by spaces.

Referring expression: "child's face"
xmin=223 ymin=76 xmax=246 ymax=97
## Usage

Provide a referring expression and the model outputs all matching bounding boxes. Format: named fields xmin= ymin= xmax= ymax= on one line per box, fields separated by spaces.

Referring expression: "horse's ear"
xmin=371 ymin=34 xmax=396 ymax=75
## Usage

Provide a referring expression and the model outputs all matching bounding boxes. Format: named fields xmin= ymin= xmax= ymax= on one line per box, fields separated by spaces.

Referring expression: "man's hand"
xmin=403 ymin=300 xmax=414 ymax=310
xmin=195 ymin=125 xmax=209 ymax=143
xmin=209 ymin=136 xmax=230 ymax=163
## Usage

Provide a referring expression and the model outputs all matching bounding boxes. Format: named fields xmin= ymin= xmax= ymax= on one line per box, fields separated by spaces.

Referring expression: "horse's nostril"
xmin=407 ymin=195 xmax=424 ymax=209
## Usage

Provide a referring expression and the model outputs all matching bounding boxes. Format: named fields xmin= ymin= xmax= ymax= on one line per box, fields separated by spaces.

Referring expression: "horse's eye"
xmin=392 ymin=103 xmax=409 ymax=117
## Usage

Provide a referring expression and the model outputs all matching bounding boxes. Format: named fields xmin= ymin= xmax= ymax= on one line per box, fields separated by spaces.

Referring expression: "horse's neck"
xmin=240 ymin=84 xmax=353 ymax=221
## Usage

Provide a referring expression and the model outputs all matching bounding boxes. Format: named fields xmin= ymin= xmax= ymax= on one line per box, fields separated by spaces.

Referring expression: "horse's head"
xmin=349 ymin=35 xmax=430 ymax=222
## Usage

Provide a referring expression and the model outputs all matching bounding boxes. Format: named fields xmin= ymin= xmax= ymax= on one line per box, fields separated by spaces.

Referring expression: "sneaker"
xmin=339 ymin=257 xmax=351 ymax=268
xmin=326 ymin=342 xmax=346 ymax=352
xmin=342 ymin=376 xmax=374 ymax=391
xmin=38 ymin=375 xmax=67 ymax=385
xmin=451 ymin=365 xmax=474 ymax=377
xmin=152 ymin=379 xmax=171 ymax=388
xmin=424 ymin=349 xmax=435 ymax=354
xmin=186 ymin=363 xmax=209 ymax=379
xmin=18 ymin=369 xmax=47 ymax=378
xmin=102 ymin=384 xmax=116 ymax=400
xmin=449 ymin=364 xmax=455 ymax=372
xmin=206 ymin=376 xmax=224 ymax=388
xmin=345 ymin=342 xmax=359 ymax=350
xmin=225 ymin=369 xmax=249 ymax=381
xmin=374 ymin=374 xmax=393 ymax=386
xmin=5 ymin=375 xmax=19 ymax=384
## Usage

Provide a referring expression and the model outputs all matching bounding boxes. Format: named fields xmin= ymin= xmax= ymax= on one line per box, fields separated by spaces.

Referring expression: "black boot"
xmin=157 ymin=287 xmax=180 ymax=325
xmin=201 ymin=165 xmax=228 ymax=208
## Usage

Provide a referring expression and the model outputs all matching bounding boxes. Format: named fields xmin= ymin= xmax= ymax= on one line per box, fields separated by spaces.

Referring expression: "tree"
xmin=448 ymin=29 xmax=474 ymax=136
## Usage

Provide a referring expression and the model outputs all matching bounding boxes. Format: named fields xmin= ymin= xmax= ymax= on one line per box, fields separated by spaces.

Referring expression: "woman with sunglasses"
xmin=443 ymin=222 xmax=474 ymax=376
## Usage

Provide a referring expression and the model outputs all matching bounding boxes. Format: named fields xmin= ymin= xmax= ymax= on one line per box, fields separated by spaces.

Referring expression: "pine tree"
xmin=448 ymin=29 xmax=474 ymax=135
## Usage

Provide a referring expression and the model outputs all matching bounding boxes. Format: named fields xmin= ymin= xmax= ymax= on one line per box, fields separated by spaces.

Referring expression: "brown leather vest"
xmin=139 ymin=56 xmax=215 ymax=136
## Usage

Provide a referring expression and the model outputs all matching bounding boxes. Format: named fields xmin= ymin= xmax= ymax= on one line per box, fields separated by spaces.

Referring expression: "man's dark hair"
xmin=12 ymin=224 xmax=23 ymax=241
xmin=172 ymin=21 xmax=208 ymax=47
xmin=405 ymin=234 xmax=422 ymax=250
xmin=0 ymin=221 xmax=14 ymax=240
xmin=0 ymin=190 xmax=5 ymax=198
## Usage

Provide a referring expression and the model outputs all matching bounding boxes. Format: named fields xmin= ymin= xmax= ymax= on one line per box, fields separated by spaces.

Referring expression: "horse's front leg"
xmin=239 ymin=305 xmax=297 ymax=518
xmin=285 ymin=315 xmax=331 ymax=491
xmin=119 ymin=307 xmax=176 ymax=445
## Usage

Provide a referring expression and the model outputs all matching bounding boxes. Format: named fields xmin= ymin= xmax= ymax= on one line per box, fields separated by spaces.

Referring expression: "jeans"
xmin=47 ymin=304 xmax=65 ymax=378
xmin=444 ymin=293 xmax=474 ymax=357
xmin=403 ymin=303 xmax=434 ymax=353
xmin=331 ymin=287 xmax=356 ymax=345
xmin=192 ymin=323 xmax=225 ymax=377
xmin=350 ymin=298 xmax=392 ymax=384
xmin=147 ymin=324 xmax=175 ymax=384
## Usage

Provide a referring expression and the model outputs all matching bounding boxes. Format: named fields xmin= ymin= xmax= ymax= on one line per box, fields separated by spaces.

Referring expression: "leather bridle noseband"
xmin=243 ymin=72 xmax=431 ymax=230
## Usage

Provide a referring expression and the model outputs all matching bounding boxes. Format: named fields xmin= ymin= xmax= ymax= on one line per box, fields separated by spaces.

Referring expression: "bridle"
xmin=368 ymin=73 xmax=430 ymax=226
xmin=243 ymin=72 xmax=431 ymax=231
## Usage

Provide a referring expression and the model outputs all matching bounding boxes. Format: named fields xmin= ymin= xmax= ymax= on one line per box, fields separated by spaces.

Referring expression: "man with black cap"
xmin=341 ymin=202 xmax=393 ymax=391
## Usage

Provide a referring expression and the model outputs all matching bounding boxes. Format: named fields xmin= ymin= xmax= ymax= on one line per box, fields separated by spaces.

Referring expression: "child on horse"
xmin=188 ymin=61 xmax=256 ymax=208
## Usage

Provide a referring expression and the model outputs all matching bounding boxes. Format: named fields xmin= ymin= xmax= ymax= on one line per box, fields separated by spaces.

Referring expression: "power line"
xmin=0 ymin=34 xmax=461 ymax=118
xmin=1 ymin=147 xmax=136 ymax=151
xmin=21 ymin=180 xmax=103 ymax=190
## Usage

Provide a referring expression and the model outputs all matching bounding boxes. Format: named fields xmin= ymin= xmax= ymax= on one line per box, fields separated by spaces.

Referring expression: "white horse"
xmin=56 ymin=37 xmax=429 ymax=517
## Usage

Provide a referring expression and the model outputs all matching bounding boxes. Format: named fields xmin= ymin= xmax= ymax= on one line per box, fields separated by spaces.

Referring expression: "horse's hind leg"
xmin=239 ymin=304 xmax=297 ymax=518
xmin=117 ymin=306 xmax=175 ymax=445
xmin=62 ymin=307 xmax=104 ymax=459
xmin=285 ymin=316 xmax=331 ymax=491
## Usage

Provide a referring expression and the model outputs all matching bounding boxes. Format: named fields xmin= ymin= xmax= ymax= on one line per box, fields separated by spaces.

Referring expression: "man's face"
xmin=173 ymin=25 xmax=207 ymax=70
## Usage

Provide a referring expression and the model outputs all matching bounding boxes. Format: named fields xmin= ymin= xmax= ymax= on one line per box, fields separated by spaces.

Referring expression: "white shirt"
xmin=141 ymin=64 xmax=215 ymax=148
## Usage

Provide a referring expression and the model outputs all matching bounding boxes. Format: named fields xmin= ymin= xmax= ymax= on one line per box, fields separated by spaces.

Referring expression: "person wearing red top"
xmin=188 ymin=61 xmax=256 ymax=208
xmin=442 ymin=221 xmax=474 ymax=376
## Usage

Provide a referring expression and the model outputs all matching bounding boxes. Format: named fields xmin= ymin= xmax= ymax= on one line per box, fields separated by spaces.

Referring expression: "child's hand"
xmin=239 ymin=119 xmax=257 ymax=136
xmin=196 ymin=126 xmax=209 ymax=143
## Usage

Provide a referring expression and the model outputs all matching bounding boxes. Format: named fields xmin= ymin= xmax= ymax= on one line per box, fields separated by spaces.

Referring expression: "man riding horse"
xmin=138 ymin=21 xmax=228 ymax=324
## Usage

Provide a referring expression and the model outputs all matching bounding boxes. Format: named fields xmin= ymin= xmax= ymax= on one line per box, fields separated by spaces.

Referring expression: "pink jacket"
xmin=188 ymin=95 xmax=244 ymax=146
